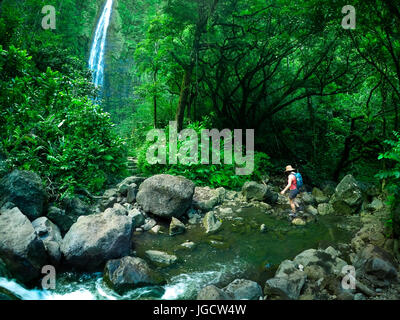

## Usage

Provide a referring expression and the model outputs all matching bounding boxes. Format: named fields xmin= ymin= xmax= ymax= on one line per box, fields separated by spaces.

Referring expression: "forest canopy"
xmin=0 ymin=0 xmax=400 ymax=217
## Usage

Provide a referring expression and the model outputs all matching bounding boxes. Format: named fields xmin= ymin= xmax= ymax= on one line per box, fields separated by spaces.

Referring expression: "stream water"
xmin=0 ymin=205 xmax=358 ymax=300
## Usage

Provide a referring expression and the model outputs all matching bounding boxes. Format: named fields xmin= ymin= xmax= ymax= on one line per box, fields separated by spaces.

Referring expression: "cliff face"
xmin=103 ymin=0 xmax=137 ymax=119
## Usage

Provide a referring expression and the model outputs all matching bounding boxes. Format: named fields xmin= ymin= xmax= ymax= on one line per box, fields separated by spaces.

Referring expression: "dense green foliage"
xmin=377 ymin=132 xmax=400 ymax=237
xmin=137 ymin=116 xmax=271 ymax=188
xmin=1 ymin=0 xmax=400 ymax=238
xmin=0 ymin=45 xmax=127 ymax=198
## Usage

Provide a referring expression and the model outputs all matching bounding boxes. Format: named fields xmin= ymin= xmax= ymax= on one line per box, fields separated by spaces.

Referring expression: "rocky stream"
xmin=0 ymin=171 xmax=399 ymax=300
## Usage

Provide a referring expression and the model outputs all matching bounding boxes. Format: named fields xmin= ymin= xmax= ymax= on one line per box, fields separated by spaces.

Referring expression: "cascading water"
xmin=88 ymin=0 xmax=113 ymax=90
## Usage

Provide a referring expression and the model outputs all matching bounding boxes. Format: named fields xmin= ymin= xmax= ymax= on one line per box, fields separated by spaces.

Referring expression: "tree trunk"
xmin=174 ymin=0 xmax=219 ymax=131
xmin=153 ymin=69 xmax=158 ymax=128
xmin=332 ymin=116 xmax=362 ymax=181
xmin=175 ymin=67 xmax=193 ymax=132
xmin=306 ymin=95 xmax=317 ymax=163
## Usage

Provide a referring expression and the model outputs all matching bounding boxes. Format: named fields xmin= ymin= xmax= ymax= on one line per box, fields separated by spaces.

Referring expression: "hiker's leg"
xmin=289 ymin=199 xmax=296 ymax=213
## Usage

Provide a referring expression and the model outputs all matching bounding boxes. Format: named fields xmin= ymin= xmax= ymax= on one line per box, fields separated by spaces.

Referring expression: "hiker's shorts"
xmin=289 ymin=189 xmax=299 ymax=200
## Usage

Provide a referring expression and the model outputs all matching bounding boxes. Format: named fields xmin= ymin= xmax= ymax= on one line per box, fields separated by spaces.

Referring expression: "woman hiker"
xmin=280 ymin=165 xmax=300 ymax=218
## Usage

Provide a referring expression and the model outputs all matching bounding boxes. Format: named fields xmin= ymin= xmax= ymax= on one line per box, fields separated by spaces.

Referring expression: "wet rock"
xmin=301 ymin=192 xmax=315 ymax=205
xmin=149 ymin=225 xmax=161 ymax=234
xmin=145 ymin=250 xmax=177 ymax=266
xmin=225 ymin=190 xmax=240 ymax=201
xmin=32 ymin=217 xmax=62 ymax=265
xmin=354 ymin=293 xmax=366 ymax=300
xmin=101 ymin=188 xmax=118 ymax=210
xmin=103 ymin=188 xmax=119 ymax=199
xmin=354 ymin=244 xmax=397 ymax=283
xmin=292 ymin=218 xmax=306 ymax=226
xmin=128 ymin=208 xmax=145 ymax=227
xmin=312 ymin=188 xmax=328 ymax=204
xmin=62 ymin=197 xmax=91 ymax=217
xmin=217 ymin=206 xmax=234 ymax=216
xmin=305 ymin=205 xmax=318 ymax=215
xmin=127 ymin=185 xmax=137 ymax=203
xmin=142 ymin=218 xmax=157 ymax=231
xmin=104 ymin=256 xmax=164 ymax=294
xmin=180 ymin=241 xmax=196 ymax=249
xmin=320 ymin=181 xmax=337 ymax=197
xmin=366 ymin=198 xmax=385 ymax=212
xmin=0 ymin=207 xmax=48 ymax=284
xmin=337 ymin=291 xmax=355 ymax=300
xmin=351 ymin=223 xmax=386 ymax=253
xmin=223 ymin=279 xmax=263 ymax=300
xmin=117 ymin=176 xmax=145 ymax=195
xmin=203 ymin=211 xmax=222 ymax=234
xmin=0 ymin=170 xmax=47 ymax=221
xmin=330 ymin=174 xmax=363 ymax=215
xmin=188 ymin=211 xmax=202 ymax=225
xmin=47 ymin=206 xmax=75 ymax=234
xmin=192 ymin=187 xmax=225 ymax=212
xmin=104 ymin=203 xmax=128 ymax=217
xmin=197 ymin=285 xmax=232 ymax=300
xmin=136 ymin=174 xmax=195 ymax=218
xmin=61 ymin=211 xmax=133 ymax=270
xmin=242 ymin=181 xmax=278 ymax=204
xmin=317 ymin=203 xmax=334 ymax=216
xmin=0 ymin=258 xmax=11 ymax=278
xmin=264 ymin=270 xmax=307 ymax=300
xmin=293 ymin=247 xmax=347 ymax=276
xmin=169 ymin=217 xmax=186 ymax=236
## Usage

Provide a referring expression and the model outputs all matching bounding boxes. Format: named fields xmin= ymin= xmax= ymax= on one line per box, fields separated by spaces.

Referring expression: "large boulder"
xmin=222 ymin=279 xmax=263 ymax=300
xmin=264 ymin=270 xmax=306 ymax=300
xmin=61 ymin=211 xmax=134 ymax=270
xmin=330 ymin=174 xmax=363 ymax=215
xmin=104 ymin=256 xmax=164 ymax=294
xmin=192 ymin=187 xmax=225 ymax=212
xmin=0 ymin=170 xmax=47 ymax=221
xmin=292 ymin=247 xmax=347 ymax=276
xmin=354 ymin=244 xmax=397 ymax=284
xmin=32 ymin=217 xmax=62 ymax=265
xmin=197 ymin=285 xmax=232 ymax=300
xmin=241 ymin=181 xmax=278 ymax=204
xmin=0 ymin=207 xmax=48 ymax=283
xmin=136 ymin=174 xmax=195 ymax=218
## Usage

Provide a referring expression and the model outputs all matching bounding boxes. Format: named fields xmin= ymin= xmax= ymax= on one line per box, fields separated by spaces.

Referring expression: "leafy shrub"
xmin=136 ymin=117 xmax=271 ymax=189
xmin=0 ymin=46 xmax=127 ymax=198
xmin=376 ymin=131 xmax=400 ymax=238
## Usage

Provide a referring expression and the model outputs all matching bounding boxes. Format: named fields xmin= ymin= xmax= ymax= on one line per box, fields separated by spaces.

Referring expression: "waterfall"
xmin=88 ymin=0 xmax=114 ymax=90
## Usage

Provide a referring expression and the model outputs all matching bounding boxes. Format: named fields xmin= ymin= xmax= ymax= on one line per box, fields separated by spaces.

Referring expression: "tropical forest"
xmin=0 ymin=0 xmax=400 ymax=301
